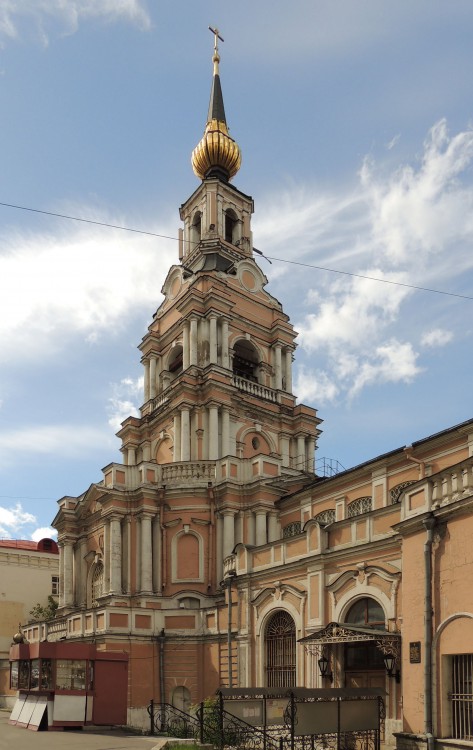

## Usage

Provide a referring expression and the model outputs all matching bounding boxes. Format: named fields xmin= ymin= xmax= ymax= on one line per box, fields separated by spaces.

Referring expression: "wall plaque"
xmin=410 ymin=641 xmax=421 ymax=663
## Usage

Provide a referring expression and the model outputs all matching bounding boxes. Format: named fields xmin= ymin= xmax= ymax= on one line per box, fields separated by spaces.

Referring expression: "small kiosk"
xmin=8 ymin=640 xmax=128 ymax=731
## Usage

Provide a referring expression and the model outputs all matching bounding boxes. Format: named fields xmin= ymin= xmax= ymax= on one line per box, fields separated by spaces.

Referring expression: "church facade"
xmin=10 ymin=34 xmax=473 ymax=749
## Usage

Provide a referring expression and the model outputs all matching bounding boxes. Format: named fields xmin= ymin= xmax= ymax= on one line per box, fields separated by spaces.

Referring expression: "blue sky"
xmin=1 ymin=1 xmax=472 ymax=540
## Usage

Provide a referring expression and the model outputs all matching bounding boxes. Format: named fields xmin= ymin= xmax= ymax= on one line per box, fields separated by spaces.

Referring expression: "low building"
xmin=0 ymin=538 xmax=58 ymax=707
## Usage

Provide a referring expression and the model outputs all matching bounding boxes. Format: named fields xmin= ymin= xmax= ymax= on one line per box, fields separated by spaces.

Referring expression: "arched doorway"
xmin=265 ymin=610 xmax=296 ymax=688
xmin=344 ymin=597 xmax=386 ymax=689
xmin=171 ymin=685 xmax=191 ymax=713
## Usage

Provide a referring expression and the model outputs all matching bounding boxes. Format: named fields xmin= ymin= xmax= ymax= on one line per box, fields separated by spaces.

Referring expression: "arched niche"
xmin=171 ymin=529 xmax=203 ymax=583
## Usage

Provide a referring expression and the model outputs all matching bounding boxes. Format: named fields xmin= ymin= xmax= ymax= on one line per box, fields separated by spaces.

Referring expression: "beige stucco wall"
xmin=0 ymin=546 xmax=58 ymax=706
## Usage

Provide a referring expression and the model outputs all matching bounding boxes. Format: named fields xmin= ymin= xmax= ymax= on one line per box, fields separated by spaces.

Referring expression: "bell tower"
xmin=116 ymin=28 xmax=322 ymax=587
xmin=54 ymin=31 xmax=322 ymax=620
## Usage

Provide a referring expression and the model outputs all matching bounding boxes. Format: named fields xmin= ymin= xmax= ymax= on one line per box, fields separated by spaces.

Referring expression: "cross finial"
xmin=209 ymin=26 xmax=224 ymax=56
xmin=209 ymin=26 xmax=224 ymax=74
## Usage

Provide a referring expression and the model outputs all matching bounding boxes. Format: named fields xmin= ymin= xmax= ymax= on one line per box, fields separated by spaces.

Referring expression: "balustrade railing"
xmin=161 ymin=461 xmax=216 ymax=484
xmin=430 ymin=458 xmax=473 ymax=508
xmin=233 ymin=376 xmax=278 ymax=403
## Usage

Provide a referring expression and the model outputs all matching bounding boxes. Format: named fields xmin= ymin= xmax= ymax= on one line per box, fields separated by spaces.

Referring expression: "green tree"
xmin=29 ymin=595 xmax=58 ymax=622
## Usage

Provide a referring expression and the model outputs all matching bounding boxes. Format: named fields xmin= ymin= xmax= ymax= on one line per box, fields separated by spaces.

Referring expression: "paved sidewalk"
xmin=0 ymin=711 xmax=168 ymax=750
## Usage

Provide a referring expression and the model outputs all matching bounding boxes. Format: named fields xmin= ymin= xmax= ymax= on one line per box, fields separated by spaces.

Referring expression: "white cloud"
xmin=0 ymin=1 xmax=150 ymax=43
xmin=0 ymin=216 xmax=175 ymax=363
xmin=348 ymin=341 xmax=421 ymax=398
xmin=0 ymin=424 xmax=112 ymax=470
xmin=294 ymin=367 xmax=339 ymax=405
xmin=107 ymin=376 xmax=143 ymax=431
xmin=260 ymin=120 xmax=473 ymax=402
xmin=31 ymin=526 xmax=57 ymax=541
xmin=421 ymin=328 xmax=454 ymax=348
xmin=0 ymin=502 xmax=36 ymax=537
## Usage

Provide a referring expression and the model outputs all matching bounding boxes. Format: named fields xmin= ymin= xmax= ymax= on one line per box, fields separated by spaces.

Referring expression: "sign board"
xmin=225 ymin=699 xmax=263 ymax=727
xmin=293 ymin=699 xmax=379 ymax=735
xmin=266 ymin=698 xmax=288 ymax=725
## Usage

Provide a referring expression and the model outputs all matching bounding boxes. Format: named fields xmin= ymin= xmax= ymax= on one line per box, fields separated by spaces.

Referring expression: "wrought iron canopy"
xmin=299 ymin=622 xmax=401 ymax=660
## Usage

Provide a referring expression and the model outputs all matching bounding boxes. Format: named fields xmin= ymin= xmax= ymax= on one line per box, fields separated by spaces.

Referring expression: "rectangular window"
xmin=51 ymin=575 xmax=59 ymax=595
xmin=55 ymin=659 xmax=87 ymax=691
xmin=18 ymin=660 xmax=30 ymax=689
xmin=451 ymin=654 xmax=473 ymax=739
xmin=40 ymin=659 xmax=53 ymax=690
xmin=10 ymin=662 xmax=19 ymax=690
xmin=30 ymin=659 xmax=40 ymax=689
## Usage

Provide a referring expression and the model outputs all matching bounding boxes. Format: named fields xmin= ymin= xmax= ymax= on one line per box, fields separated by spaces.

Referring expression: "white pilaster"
xmin=223 ymin=510 xmax=236 ymax=559
xmin=149 ymin=356 xmax=157 ymax=399
xmin=109 ymin=516 xmax=122 ymax=594
xmin=190 ymin=317 xmax=198 ymax=366
xmin=173 ymin=413 xmax=181 ymax=461
xmin=268 ymin=512 xmax=280 ymax=542
xmin=285 ymin=349 xmax=293 ymax=392
xmin=183 ymin=321 xmax=190 ymax=370
xmin=274 ymin=344 xmax=282 ymax=390
xmin=297 ymin=435 xmax=306 ymax=471
xmin=209 ymin=315 xmax=218 ymax=364
xmin=221 ymin=407 xmax=230 ymax=458
xmin=208 ymin=405 xmax=219 ymax=460
xmin=140 ymin=514 xmax=153 ymax=594
xmin=221 ymin=319 xmax=229 ymax=368
xmin=144 ymin=360 xmax=150 ymax=401
xmin=255 ymin=510 xmax=267 ymax=546
xmin=181 ymin=407 xmax=191 ymax=461
xmin=127 ymin=446 xmax=136 ymax=466
xmin=63 ymin=541 xmax=74 ymax=607
xmin=307 ymin=437 xmax=316 ymax=473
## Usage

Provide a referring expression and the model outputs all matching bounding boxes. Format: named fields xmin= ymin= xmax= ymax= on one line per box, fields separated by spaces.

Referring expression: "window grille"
xmin=315 ymin=509 xmax=336 ymax=525
xmin=390 ymin=480 xmax=415 ymax=504
xmin=91 ymin=561 xmax=104 ymax=607
xmin=451 ymin=654 xmax=473 ymax=739
xmin=51 ymin=575 xmax=59 ymax=596
xmin=265 ymin=611 xmax=296 ymax=688
xmin=283 ymin=522 xmax=301 ymax=538
xmin=347 ymin=496 xmax=372 ymax=518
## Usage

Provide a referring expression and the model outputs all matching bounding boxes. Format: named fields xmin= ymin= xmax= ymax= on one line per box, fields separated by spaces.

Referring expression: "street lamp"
xmin=383 ymin=653 xmax=400 ymax=683
xmin=318 ymin=653 xmax=333 ymax=683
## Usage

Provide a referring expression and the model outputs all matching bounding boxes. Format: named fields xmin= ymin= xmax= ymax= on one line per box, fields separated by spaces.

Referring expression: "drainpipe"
xmin=423 ymin=515 xmax=436 ymax=750
xmin=157 ymin=628 xmax=165 ymax=705
xmin=404 ymin=446 xmax=426 ymax=479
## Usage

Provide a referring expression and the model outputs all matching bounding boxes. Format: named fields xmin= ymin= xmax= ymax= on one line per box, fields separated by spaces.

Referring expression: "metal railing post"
xmin=149 ymin=698 xmax=154 ymax=736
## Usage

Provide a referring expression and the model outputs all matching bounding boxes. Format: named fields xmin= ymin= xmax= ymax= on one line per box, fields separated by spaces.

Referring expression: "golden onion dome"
xmin=191 ymin=29 xmax=241 ymax=182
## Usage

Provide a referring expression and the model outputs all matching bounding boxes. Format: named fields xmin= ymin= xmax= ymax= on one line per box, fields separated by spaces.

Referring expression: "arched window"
xmin=315 ymin=509 xmax=336 ymax=525
xmin=344 ymin=598 xmax=386 ymax=673
xmin=346 ymin=598 xmax=385 ymax=629
xmin=282 ymin=522 xmax=301 ymax=538
xmin=347 ymin=496 xmax=372 ymax=518
xmin=190 ymin=211 xmax=202 ymax=248
xmin=233 ymin=339 xmax=259 ymax=382
xmin=168 ymin=345 xmax=183 ymax=379
xmin=225 ymin=209 xmax=238 ymax=244
xmin=390 ymin=480 xmax=415 ymax=504
xmin=265 ymin=611 xmax=296 ymax=688
xmin=91 ymin=561 xmax=104 ymax=608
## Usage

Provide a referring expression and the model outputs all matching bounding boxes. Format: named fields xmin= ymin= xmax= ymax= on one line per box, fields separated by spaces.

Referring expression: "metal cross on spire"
xmin=208 ymin=25 xmax=224 ymax=57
